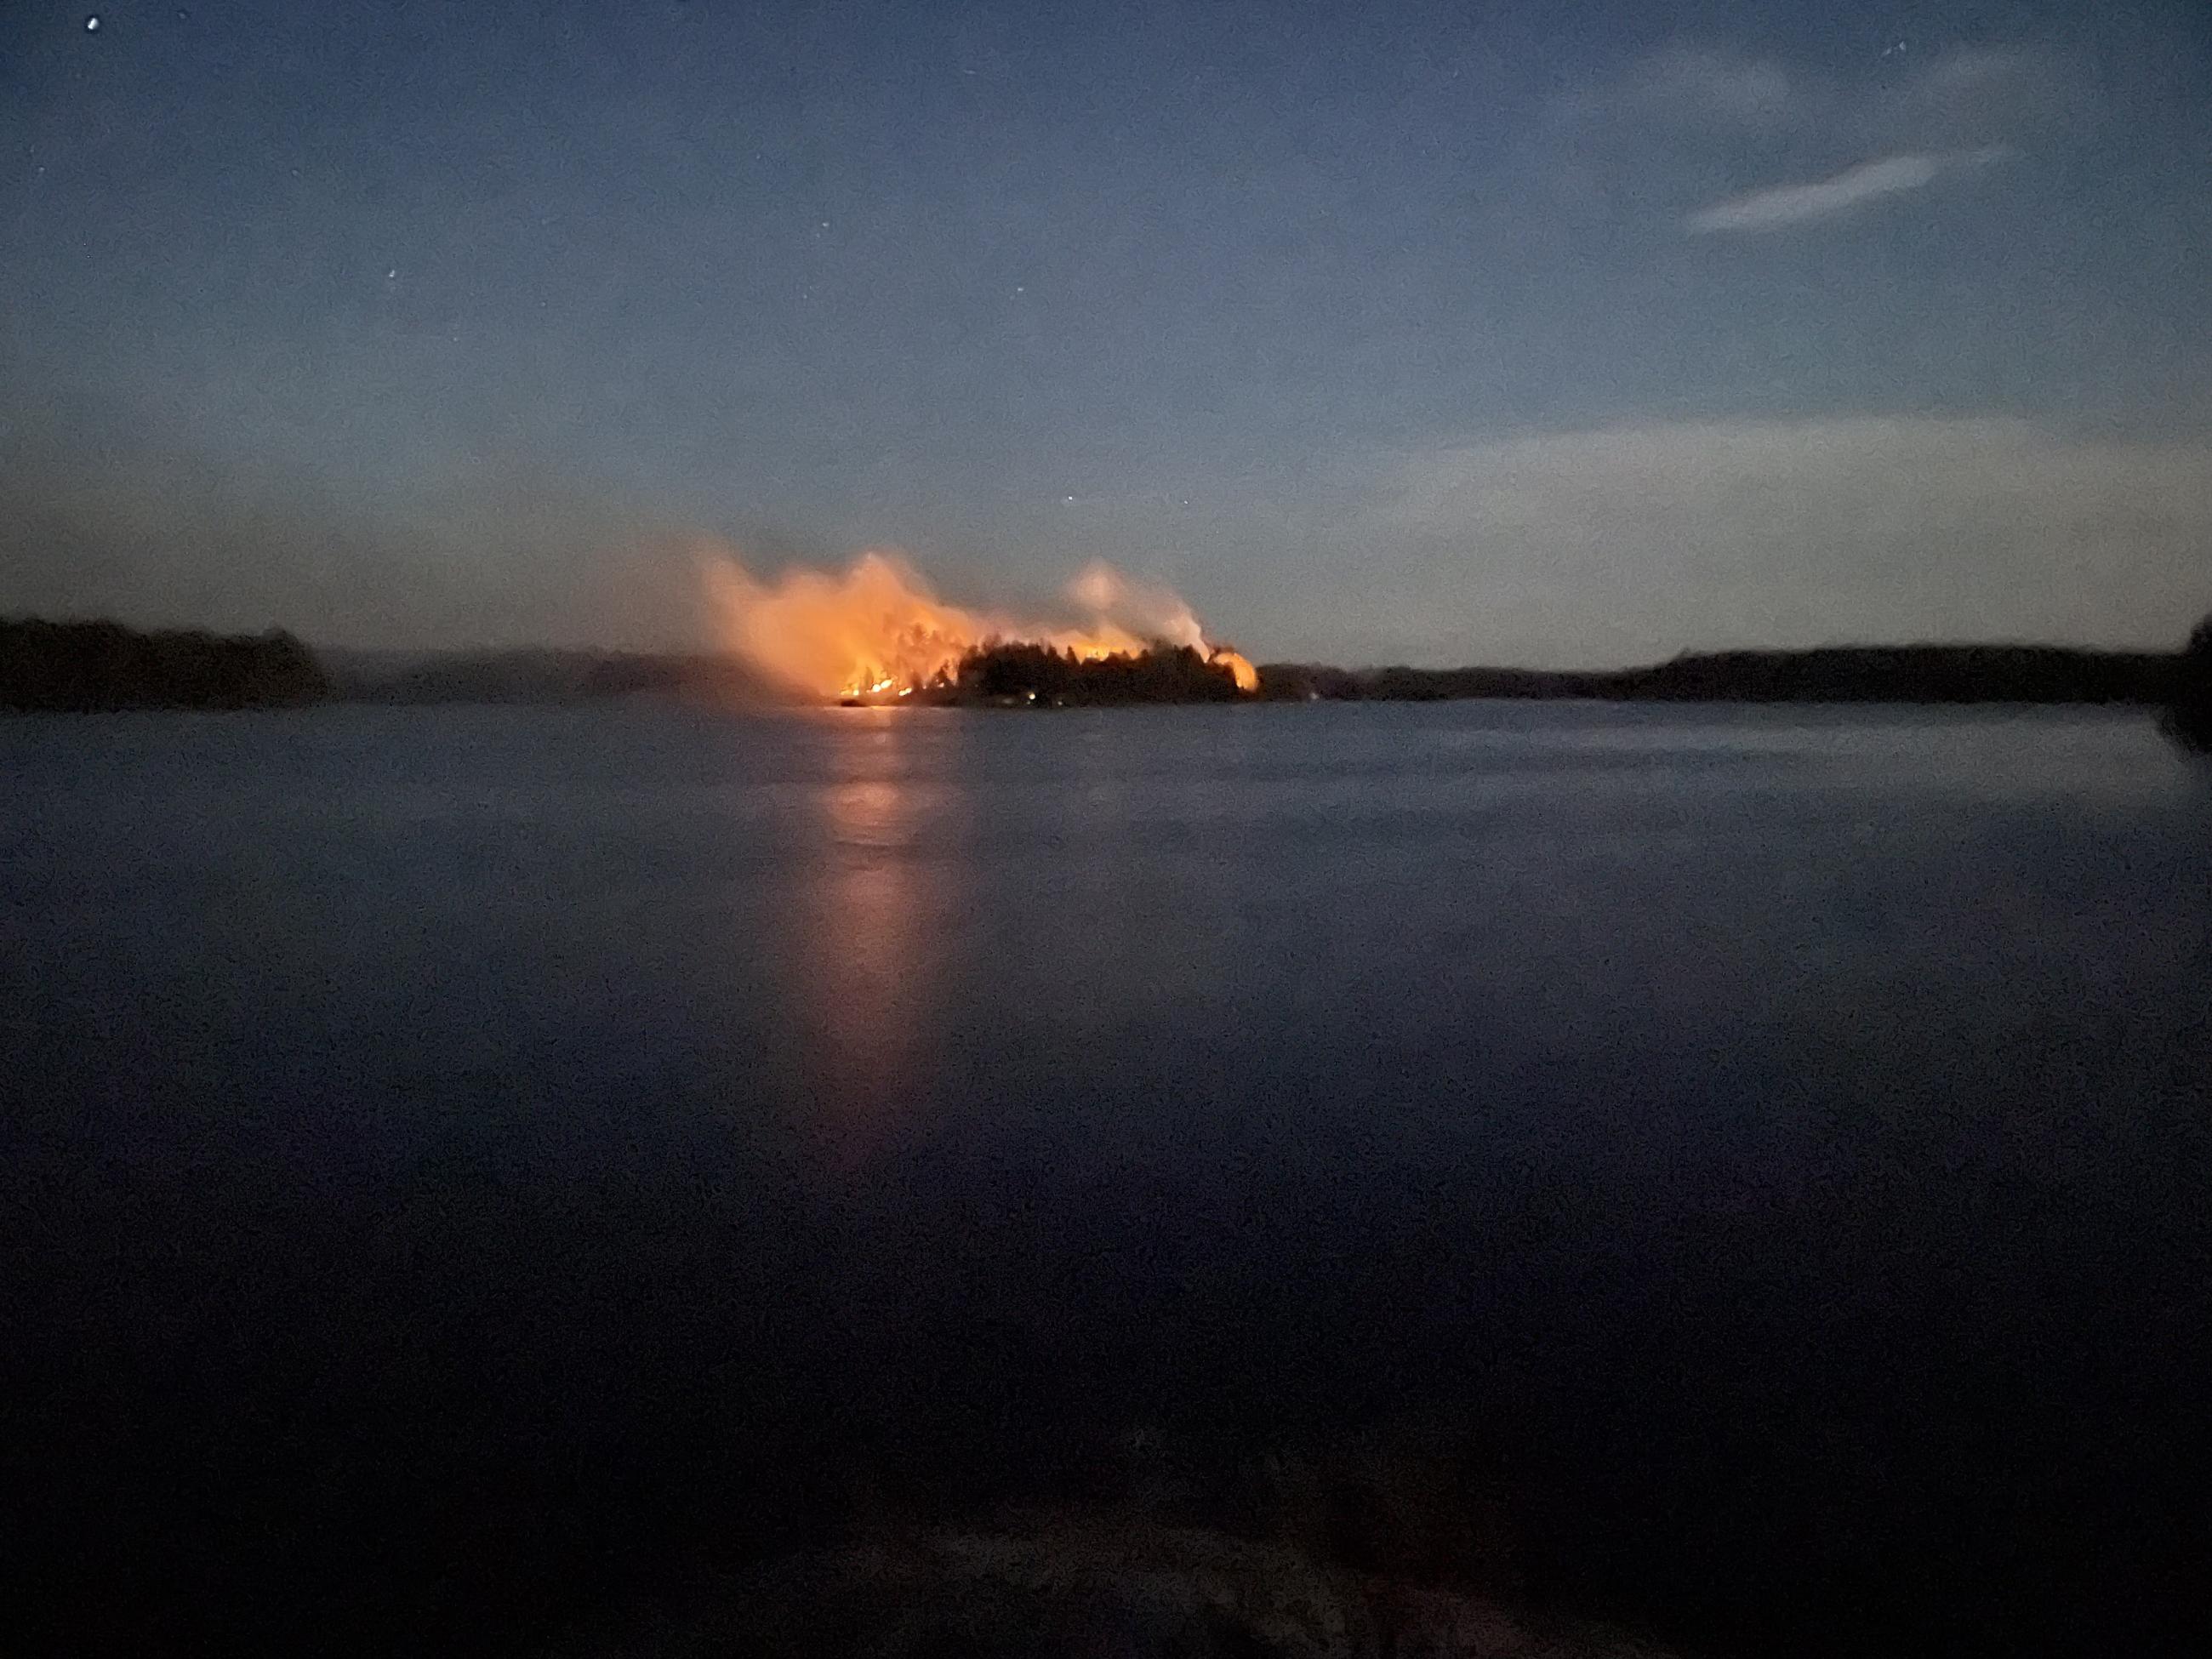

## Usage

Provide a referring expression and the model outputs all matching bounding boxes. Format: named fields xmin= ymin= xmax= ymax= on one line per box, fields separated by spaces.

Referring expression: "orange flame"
xmin=704 ymin=549 xmax=1257 ymax=699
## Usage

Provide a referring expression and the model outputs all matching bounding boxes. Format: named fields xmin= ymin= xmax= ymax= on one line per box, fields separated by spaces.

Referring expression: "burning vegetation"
xmin=704 ymin=550 xmax=1257 ymax=703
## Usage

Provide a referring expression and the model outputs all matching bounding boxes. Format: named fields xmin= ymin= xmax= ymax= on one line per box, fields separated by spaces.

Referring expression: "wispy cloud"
xmin=1890 ymin=45 xmax=2092 ymax=146
xmin=1560 ymin=44 xmax=1803 ymax=134
xmin=1685 ymin=145 xmax=2010 ymax=233
xmin=1528 ymin=40 xmax=2088 ymax=235
xmin=1548 ymin=40 xmax=2081 ymax=151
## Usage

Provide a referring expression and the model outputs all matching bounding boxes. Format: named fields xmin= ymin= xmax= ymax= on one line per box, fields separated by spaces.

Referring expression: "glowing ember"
xmin=704 ymin=549 xmax=1257 ymax=700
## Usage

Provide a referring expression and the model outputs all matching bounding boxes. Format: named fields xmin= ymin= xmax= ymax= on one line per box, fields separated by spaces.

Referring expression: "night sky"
xmin=4 ymin=0 xmax=2209 ymax=664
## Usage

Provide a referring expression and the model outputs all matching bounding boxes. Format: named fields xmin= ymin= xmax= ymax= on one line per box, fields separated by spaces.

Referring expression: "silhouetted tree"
xmin=2167 ymin=613 xmax=2212 ymax=753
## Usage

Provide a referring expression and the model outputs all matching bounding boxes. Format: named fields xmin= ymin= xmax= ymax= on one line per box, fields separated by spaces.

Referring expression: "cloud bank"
xmin=1365 ymin=418 xmax=2212 ymax=666
xmin=0 ymin=404 xmax=711 ymax=653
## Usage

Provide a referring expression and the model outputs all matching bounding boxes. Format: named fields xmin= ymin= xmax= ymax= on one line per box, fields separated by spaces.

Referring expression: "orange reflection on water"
xmin=788 ymin=712 xmax=961 ymax=1145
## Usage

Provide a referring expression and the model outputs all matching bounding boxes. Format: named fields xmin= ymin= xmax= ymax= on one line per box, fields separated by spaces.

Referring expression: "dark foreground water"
xmin=4 ymin=703 xmax=2208 ymax=1655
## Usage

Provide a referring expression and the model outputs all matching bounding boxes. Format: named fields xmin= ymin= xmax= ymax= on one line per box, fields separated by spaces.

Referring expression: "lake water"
xmin=4 ymin=703 xmax=2208 ymax=1654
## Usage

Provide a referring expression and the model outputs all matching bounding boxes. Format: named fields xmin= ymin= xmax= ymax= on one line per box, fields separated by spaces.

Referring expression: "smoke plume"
xmin=703 ymin=547 xmax=1257 ymax=699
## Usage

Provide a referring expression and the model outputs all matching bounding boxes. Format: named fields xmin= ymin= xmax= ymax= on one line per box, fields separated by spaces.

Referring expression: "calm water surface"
xmin=5 ymin=703 xmax=2208 ymax=1653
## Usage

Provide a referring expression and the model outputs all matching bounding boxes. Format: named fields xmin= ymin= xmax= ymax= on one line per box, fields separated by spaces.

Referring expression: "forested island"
xmin=944 ymin=641 xmax=1248 ymax=704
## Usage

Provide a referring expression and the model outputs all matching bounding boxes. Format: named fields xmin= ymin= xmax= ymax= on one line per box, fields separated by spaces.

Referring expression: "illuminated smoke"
xmin=1065 ymin=560 xmax=1205 ymax=652
xmin=704 ymin=547 xmax=1257 ymax=699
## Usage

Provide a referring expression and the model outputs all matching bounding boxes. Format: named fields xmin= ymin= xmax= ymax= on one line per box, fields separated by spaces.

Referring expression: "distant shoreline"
xmin=5 ymin=614 xmax=2204 ymax=715
xmin=1255 ymin=645 xmax=2186 ymax=707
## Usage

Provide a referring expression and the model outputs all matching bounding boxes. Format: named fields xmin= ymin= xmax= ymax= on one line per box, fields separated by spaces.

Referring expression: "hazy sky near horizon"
xmin=4 ymin=0 xmax=2210 ymax=664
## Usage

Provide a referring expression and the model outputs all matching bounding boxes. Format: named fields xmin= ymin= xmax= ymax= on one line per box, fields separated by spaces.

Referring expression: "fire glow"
xmin=704 ymin=550 xmax=1258 ymax=701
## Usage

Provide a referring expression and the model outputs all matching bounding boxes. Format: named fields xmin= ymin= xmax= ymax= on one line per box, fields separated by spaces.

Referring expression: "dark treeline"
xmin=1 ymin=616 xmax=329 ymax=710
xmin=322 ymin=646 xmax=767 ymax=705
xmin=13 ymin=613 xmax=2210 ymax=725
xmin=953 ymin=641 xmax=1246 ymax=704
xmin=1259 ymin=641 xmax=2195 ymax=707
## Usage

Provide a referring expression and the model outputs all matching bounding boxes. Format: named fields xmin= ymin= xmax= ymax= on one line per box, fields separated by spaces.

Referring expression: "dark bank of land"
xmin=0 ymin=616 xmax=328 ymax=710
xmin=7 ymin=614 xmax=2211 ymax=738
xmin=1256 ymin=641 xmax=2197 ymax=706
xmin=314 ymin=643 xmax=767 ymax=705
